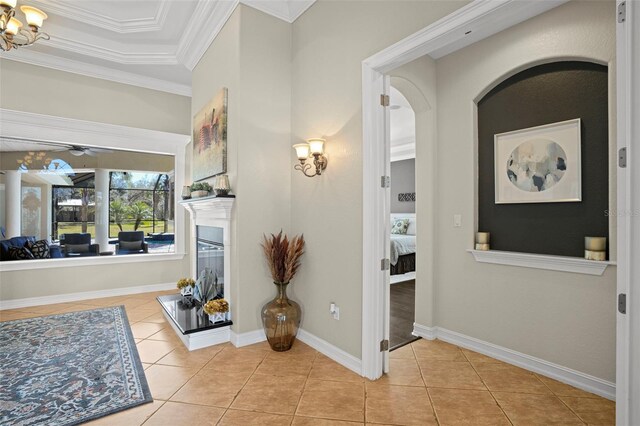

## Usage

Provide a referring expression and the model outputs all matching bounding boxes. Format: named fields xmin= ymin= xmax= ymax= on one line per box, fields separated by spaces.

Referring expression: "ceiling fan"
xmin=53 ymin=144 xmax=113 ymax=157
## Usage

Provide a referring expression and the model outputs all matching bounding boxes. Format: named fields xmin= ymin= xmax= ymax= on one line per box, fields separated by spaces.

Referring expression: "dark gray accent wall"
xmin=478 ymin=61 xmax=609 ymax=257
xmin=391 ymin=158 xmax=415 ymax=213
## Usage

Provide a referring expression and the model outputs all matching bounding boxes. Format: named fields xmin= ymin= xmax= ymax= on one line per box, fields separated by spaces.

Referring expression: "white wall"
xmin=290 ymin=0 xmax=469 ymax=358
xmin=0 ymin=60 xmax=191 ymax=300
xmin=390 ymin=57 xmax=439 ymax=329
xmin=192 ymin=5 xmax=292 ymax=334
xmin=433 ymin=0 xmax=616 ymax=382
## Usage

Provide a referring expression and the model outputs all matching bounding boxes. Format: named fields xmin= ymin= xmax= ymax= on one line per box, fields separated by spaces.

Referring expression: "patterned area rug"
xmin=0 ymin=306 xmax=152 ymax=425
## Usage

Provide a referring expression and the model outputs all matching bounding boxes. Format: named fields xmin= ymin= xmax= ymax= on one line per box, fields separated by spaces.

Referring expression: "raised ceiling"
xmin=2 ymin=0 xmax=315 ymax=97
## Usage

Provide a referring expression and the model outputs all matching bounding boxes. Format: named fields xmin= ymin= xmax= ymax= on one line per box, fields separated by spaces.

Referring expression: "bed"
xmin=390 ymin=214 xmax=416 ymax=275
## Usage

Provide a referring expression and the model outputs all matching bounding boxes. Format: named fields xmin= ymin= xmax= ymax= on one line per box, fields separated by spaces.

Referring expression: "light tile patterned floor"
xmin=0 ymin=291 xmax=615 ymax=425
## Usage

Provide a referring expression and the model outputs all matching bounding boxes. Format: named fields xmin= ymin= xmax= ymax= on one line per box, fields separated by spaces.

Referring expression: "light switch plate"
xmin=453 ymin=214 xmax=462 ymax=228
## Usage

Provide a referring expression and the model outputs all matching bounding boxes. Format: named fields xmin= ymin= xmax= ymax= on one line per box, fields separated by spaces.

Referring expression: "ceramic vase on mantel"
xmin=261 ymin=282 xmax=301 ymax=352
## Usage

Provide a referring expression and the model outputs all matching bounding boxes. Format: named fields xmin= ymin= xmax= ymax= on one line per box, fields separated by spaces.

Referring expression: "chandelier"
xmin=0 ymin=0 xmax=49 ymax=51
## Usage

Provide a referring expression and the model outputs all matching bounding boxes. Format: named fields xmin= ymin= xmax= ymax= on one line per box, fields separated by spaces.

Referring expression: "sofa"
xmin=0 ymin=236 xmax=63 ymax=261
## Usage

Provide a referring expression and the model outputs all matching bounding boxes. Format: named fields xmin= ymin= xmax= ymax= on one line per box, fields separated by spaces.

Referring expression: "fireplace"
xmin=171 ymin=195 xmax=234 ymax=350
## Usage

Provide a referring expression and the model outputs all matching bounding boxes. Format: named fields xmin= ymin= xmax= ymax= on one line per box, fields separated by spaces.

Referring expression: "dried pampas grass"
xmin=261 ymin=231 xmax=305 ymax=284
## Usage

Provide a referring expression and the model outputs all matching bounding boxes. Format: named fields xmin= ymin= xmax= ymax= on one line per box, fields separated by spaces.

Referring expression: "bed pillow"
xmin=391 ymin=218 xmax=410 ymax=234
xmin=406 ymin=218 xmax=417 ymax=235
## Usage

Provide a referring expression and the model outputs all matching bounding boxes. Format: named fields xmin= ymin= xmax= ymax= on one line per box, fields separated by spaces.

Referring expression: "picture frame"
xmin=494 ymin=118 xmax=582 ymax=204
xmin=193 ymin=87 xmax=228 ymax=181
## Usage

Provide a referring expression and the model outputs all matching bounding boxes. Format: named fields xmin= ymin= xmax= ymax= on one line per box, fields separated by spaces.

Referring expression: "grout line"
xmin=292 ymin=349 xmax=319 ymax=422
xmin=537 ymin=375 xmax=588 ymax=424
xmin=463 ymin=348 xmax=514 ymax=426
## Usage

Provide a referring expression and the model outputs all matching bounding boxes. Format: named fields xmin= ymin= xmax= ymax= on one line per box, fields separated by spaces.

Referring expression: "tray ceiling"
xmin=2 ymin=0 xmax=315 ymax=96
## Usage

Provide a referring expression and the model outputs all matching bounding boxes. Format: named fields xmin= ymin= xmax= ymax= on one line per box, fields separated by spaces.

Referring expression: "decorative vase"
xmin=261 ymin=282 xmax=301 ymax=352
xmin=208 ymin=312 xmax=227 ymax=324
xmin=214 ymin=175 xmax=231 ymax=196
xmin=181 ymin=186 xmax=191 ymax=200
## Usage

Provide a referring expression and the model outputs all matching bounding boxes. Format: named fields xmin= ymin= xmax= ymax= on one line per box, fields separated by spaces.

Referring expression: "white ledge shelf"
xmin=467 ymin=249 xmax=616 ymax=276
xmin=180 ymin=195 xmax=235 ymax=221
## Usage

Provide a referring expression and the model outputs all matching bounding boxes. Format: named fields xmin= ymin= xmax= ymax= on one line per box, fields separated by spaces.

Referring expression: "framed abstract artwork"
xmin=193 ymin=87 xmax=228 ymax=181
xmin=494 ymin=118 xmax=582 ymax=204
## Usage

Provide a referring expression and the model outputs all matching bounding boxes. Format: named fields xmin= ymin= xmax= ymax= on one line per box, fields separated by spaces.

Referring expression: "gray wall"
xmin=433 ymin=0 xmax=616 ymax=382
xmin=191 ymin=5 xmax=292 ymax=334
xmin=391 ymin=159 xmax=415 ymax=213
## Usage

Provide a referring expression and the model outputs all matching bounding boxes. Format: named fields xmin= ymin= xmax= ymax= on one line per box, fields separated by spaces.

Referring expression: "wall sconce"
xmin=293 ymin=138 xmax=328 ymax=178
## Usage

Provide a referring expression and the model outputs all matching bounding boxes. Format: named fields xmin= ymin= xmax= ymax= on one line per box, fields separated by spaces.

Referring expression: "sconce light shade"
xmin=5 ymin=17 xmax=23 ymax=35
xmin=0 ymin=0 xmax=18 ymax=9
xmin=293 ymin=143 xmax=310 ymax=160
xmin=308 ymin=138 xmax=325 ymax=155
xmin=293 ymin=138 xmax=328 ymax=178
xmin=20 ymin=6 xmax=48 ymax=28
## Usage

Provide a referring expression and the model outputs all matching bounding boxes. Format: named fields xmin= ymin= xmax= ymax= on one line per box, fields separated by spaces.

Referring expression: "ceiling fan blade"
xmin=89 ymin=147 xmax=113 ymax=154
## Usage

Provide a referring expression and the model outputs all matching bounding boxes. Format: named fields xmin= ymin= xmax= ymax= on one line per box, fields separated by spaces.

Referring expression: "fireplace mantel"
xmin=179 ymin=195 xmax=235 ymax=223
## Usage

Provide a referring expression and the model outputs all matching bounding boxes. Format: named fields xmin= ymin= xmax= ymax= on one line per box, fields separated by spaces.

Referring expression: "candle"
xmin=181 ymin=186 xmax=191 ymax=200
xmin=585 ymin=237 xmax=606 ymax=251
xmin=585 ymin=250 xmax=606 ymax=261
xmin=475 ymin=243 xmax=490 ymax=251
xmin=476 ymin=232 xmax=490 ymax=244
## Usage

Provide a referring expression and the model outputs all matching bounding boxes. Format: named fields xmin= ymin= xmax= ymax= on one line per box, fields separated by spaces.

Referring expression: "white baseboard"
xmin=297 ymin=328 xmax=363 ymax=376
xmin=412 ymin=322 xmax=437 ymax=340
xmin=0 ymin=282 xmax=176 ymax=310
xmin=228 ymin=327 xmax=363 ymax=377
xmin=230 ymin=328 xmax=266 ymax=347
xmin=412 ymin=323 xmax=615 ymax=401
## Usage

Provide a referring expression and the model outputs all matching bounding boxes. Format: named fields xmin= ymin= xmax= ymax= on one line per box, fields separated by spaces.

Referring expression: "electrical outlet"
xmin=453 ymin=214 xmax=462 ymax=228
xmin=330 ymin=303 xmax=340 ymax=320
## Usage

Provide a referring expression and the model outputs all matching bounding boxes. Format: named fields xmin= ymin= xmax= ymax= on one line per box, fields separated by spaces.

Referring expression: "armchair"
xmin=61 ymin=233 xmax=99 ymax=257
xmin=116 ymin=231 xmax=149 ymax=255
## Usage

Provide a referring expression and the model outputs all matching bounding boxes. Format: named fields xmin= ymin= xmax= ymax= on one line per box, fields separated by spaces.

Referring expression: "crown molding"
xmin=28 ymin=0 xmax=171 ymax=34
xmin=240 ymin=0 xmax=316 ymax=23
xmin=178 ymin=0 xmax=240 ymax=70
xmin=44 ymin=36 xmax=179 ymax=65
xmin=0 ymin=0 xmax=317 ymax=95
xmin=287 ymin=0 xmax=316 ymax=22
xmin=3 ymin=50 xmax=191 ymax=97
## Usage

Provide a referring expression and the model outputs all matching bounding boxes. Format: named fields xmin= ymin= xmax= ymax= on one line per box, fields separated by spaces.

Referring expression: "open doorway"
xmin=362 ymin=3 xmax=635 ymax=422
xmin=388 ymin=87 xmax=418 ymax=350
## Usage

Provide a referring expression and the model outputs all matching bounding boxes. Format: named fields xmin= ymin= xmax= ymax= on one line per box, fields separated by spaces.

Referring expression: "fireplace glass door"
xmin=196 ymin=225 xmax=224 ymax=291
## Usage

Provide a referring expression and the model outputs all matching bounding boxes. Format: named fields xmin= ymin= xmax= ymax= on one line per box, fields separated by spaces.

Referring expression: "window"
xmin=52 ymin=173 xmax=95 ymax=240
xmin=108 ymin=172 xmax=174 ymax=238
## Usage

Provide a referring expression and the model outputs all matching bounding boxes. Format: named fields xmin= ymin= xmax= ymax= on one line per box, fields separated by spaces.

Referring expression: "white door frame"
xmin=615 ymin=0 xmax=637 ymax=424
xmin=361 ymin=0 xmax=569 ymax=381
xmin=362 ymin=6 xmax=637 ymax=423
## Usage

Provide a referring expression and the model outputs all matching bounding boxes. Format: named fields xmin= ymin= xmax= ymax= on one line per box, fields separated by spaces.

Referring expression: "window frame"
xmin=0 ymin=109 xmax=189 ymax=272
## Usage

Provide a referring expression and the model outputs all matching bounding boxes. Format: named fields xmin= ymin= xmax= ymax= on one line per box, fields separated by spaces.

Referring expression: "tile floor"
xmin=0 ymin=291 xmax=615 ymax=425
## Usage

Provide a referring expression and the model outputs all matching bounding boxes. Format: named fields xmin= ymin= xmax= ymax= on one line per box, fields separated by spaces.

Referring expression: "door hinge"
xmin=380 ymin=94 xmax=390 ymax=107
xmin=380 ymin=339 xmax=389 ymax=351
xmin=381 ymin=176 xmax=390 ymax=188
xmin=381 ymin=258 xmax=390 ymax=271
xmin=619 ymin=147 xmax=627 ymax=168
xmin=619 ymin=293 xmax=627 ymax=314
xmin=618 ymin=1 xmax=626 ymax=23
